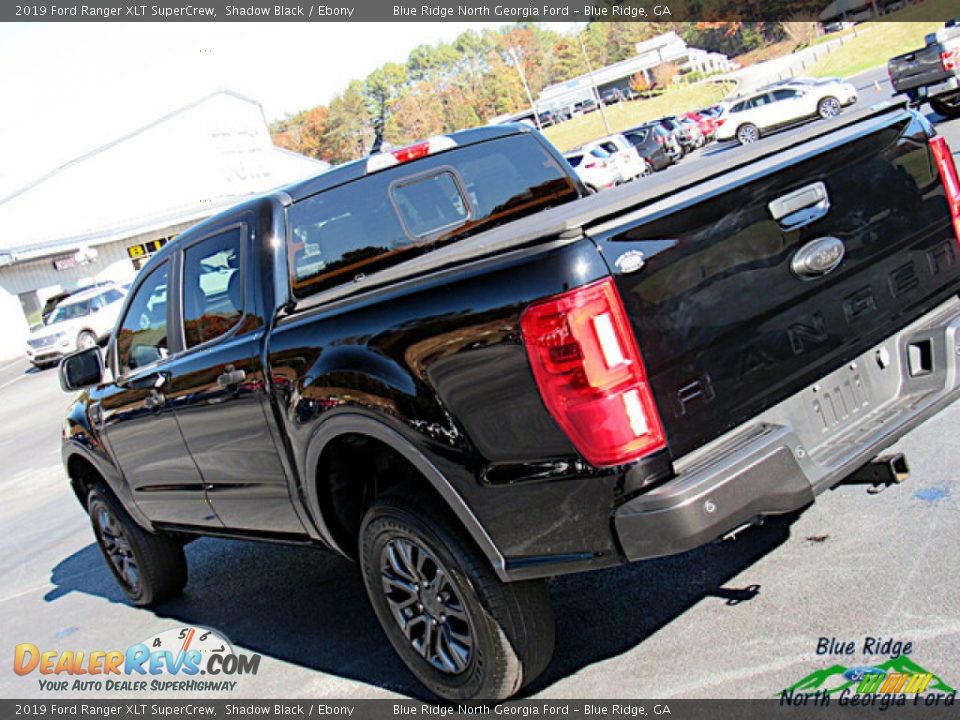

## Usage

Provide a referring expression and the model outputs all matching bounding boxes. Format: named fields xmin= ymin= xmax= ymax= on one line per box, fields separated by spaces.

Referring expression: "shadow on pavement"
xmin=46 ymin=511 xmax=799 ymax=698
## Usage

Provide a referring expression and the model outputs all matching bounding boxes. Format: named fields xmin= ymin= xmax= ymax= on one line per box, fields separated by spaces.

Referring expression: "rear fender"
xmin=302 ymin=412 xmax=507 ymax=580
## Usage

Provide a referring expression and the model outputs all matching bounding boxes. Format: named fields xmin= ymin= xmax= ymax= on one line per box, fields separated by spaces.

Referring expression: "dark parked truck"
xmin=888 ymin=21 xmax=960 ymax=117
xmin=60 ymin=104 xmax=960 ymax=700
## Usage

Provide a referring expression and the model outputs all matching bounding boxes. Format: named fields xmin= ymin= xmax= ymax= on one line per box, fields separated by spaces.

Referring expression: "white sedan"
xmin=716 ymin=80 xmax=858 ymax=145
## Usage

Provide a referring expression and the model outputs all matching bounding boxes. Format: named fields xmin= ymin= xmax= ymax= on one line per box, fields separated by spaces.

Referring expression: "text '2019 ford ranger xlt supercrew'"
xmin=59 ymin=104 xmax=960 ymax=700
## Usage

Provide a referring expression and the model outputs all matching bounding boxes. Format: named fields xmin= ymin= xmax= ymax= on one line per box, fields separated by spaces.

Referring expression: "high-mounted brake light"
xmin=930 ymin=135 xmax=960 ymax=244
xmin=520 ymin=278 xmax=666 ymax=467
xmin=366 ymin=135 xmax=457 ymax=173
xmin=941 ymin=49 xmax=958 ymax=72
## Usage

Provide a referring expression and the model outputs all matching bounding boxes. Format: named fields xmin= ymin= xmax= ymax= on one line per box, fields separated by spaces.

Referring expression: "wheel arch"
xmin=302 ymin=413 xmax=507 ymax=580
xmin=63 ymin=445 xmax=155 ymax=532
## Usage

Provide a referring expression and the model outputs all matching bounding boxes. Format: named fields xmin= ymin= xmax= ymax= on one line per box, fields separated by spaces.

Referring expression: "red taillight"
xmin=655 ymin=135 xmax=665 ymax=144
xmin=520 ymin=278 xmax=666 ymax=467
xmin=716 ymin=117 xmax=727 ymax=127
xmin=585 ymin=161 xmax=605 ymax=169
xmin=941 ymin=49 xmax=958 ymax=72
xmin=930 ymin=135 xmax=960 ymax=243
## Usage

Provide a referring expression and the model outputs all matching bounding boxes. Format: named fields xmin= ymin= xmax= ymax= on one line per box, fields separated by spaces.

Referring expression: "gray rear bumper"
xmin=615 ymin=296 xmax=960 ymax=560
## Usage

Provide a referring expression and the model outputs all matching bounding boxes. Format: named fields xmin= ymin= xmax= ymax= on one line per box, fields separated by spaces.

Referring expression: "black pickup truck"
xmin=60 ymin=104 xmax=960 ymax=700
xmin=888 ymin=21 xmax=960 ymax=117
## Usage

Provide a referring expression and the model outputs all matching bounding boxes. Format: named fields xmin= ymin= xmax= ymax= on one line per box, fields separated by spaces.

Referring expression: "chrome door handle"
xmin=217 ymin=366 xmax=246 ymax=388
xmin=143 ymin=390 xmax=165 ymax=410
xmin=769 ymin=182 xmax=830 ymax=230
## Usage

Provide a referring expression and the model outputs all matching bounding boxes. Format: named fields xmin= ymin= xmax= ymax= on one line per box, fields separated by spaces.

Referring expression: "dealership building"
xmin=490 ymin=32 xmax=733 ymax=126
xmin=0 ymin=90 xmax=329 ymax=360
xmin=537 ymin=32 xmax=733 ymax=113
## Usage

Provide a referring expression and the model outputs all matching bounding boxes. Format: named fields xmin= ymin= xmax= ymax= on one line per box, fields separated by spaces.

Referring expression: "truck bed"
xmin=291 ymin=102 xmax=917 ymax=313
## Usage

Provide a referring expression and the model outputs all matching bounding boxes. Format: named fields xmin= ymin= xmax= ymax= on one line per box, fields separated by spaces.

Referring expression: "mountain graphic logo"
xmin=781 ymin=655 xmax=956 ymax=696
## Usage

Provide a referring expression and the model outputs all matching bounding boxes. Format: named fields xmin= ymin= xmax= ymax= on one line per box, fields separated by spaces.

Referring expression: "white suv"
xmin=716 ymin=81 xmax=858 ymax=145
xmin=26 ymin=284 xmax=127 ymax=368
xmin=581 ymin=134 xmax=649 ymax=182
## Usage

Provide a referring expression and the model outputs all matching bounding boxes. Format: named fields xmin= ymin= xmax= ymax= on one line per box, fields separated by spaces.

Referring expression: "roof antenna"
xmin=370 ymin=122 xmax=385 ymax=155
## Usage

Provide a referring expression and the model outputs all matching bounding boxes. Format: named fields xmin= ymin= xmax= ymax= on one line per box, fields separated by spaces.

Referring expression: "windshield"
xmin=48 ymin=299 xmax=91 ymax=324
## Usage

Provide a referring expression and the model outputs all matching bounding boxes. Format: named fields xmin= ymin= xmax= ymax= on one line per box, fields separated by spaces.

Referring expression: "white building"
xmin=0 ymin=90 xmax=329 ymax=360
xmin=537 ymin=32 xmax=733 ymax=113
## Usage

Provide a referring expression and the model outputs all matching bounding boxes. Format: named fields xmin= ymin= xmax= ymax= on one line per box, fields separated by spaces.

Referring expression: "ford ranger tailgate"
xmin=590 ymin=110 xmax=960 ymax=458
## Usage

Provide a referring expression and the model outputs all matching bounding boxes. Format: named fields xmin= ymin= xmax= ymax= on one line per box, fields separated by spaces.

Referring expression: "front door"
xmin=101 ymin=258 xmax=221 ymax=527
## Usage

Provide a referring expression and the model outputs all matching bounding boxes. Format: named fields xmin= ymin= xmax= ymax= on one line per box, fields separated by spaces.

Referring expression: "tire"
xmin=818 ymin=95 xmax=841 ymax=119
xmin=930 ymin=96 xmax=960 ymax=118
xmin=77 ymin=331 xmax=97 ymax=351
xmin=641 ymin=160 xmax=654 ymax=176
xmin=360 ymin=493 xmax=555 ymax=701
xmin=736 ymin=123 xmax=760 ymax=145
xmin=87 ymin=484 xmax=187 ymax=607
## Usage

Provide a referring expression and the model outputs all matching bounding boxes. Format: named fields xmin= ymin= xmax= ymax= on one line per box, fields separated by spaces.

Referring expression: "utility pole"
xmin=578 ymin=33 xmax=611 ymax=135
xmin=507 ymin=47 xmax=542 ymax=131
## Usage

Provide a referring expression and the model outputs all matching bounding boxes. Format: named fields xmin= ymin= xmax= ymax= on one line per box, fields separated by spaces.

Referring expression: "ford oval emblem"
xmin=791 ymin=236 xmax=845 ymax=278
xmin=614 ymin=250 xmax=646 ymax=274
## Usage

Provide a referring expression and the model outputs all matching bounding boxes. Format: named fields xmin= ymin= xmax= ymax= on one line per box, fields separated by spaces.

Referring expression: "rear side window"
xmin=287 ymin=133 xmax=578 ymax=298
xmin=566 ymin=154 xmax=584 ymax=168
xmin=181 ymin=227 xmax=244 ymax=349
xmin=730 ymin=101 xmax=745 ymax=113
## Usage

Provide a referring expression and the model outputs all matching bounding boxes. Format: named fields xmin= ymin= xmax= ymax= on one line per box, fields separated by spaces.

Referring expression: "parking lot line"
xmin=0 ymin=373 xmax=28 ymax=393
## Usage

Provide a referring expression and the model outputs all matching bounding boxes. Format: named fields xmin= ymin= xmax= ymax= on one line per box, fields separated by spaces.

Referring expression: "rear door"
xmin=167 ymin=216 xmax=307 ymax=536
xmin=745 ymin=93 xmax=781 ymax=130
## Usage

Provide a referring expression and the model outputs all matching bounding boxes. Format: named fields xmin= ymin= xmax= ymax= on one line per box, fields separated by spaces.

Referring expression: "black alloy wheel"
xmin=381 ymin=537 xmax=474 ymax=674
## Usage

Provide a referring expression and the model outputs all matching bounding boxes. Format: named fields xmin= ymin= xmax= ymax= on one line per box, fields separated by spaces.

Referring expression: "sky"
xmin=0 ymin=21 xmax=577 ymax=197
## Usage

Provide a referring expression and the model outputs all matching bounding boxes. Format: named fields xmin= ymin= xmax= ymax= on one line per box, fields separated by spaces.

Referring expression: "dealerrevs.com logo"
xmin=14 ymin=626 xmax=260 ymax=692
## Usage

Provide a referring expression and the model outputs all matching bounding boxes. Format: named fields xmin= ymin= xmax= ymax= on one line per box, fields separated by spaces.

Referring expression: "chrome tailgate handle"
xmin=768 ymin=182 xmax=830 ymax=230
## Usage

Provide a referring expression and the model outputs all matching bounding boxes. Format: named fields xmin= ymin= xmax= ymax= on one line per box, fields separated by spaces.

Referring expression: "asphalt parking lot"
xmin=1 ymin=72 xmax=959 ymax=701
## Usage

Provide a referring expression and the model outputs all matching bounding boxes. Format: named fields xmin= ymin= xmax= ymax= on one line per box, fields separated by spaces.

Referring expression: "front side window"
xmin=117 ymin=262 xmax=169 ymax=375
xmin=773 ymin=89 xmax=800 ymax=101
xmin=49 ymin=300 xmax=92 ymax=323
xmin=103 ymin=289 xmax=125 ymax=304
xmin=182 ymin=227 xmax=244 ymax=349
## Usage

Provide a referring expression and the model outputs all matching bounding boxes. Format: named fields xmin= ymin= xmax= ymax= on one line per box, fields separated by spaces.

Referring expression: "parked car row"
xmin=561 ymin=104 xmax=726 ymax=191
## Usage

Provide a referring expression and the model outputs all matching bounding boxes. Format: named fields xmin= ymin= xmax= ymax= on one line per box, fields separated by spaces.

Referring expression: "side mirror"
xmin=59 ymin=347 xmax=104 ymax=392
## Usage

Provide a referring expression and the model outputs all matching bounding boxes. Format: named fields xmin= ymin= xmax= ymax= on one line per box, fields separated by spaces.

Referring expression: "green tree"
xmin=364 ymin=62 xmax=408 ymax=142
xmin=321 ymin=80 xmax=374 ymax=164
